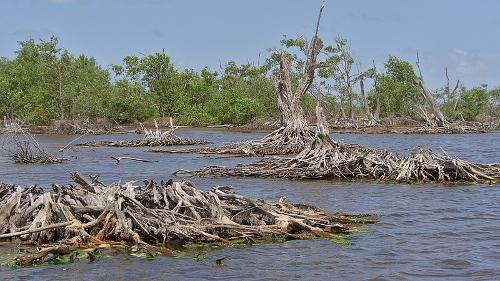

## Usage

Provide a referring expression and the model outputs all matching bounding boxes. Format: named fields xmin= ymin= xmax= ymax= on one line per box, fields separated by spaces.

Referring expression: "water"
xmin=0 ymin=130 xmax=499 ymax=280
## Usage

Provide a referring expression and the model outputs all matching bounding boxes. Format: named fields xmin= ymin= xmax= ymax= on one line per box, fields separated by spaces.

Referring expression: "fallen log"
xmin=0 ymin=173 xmax=376 ymax=265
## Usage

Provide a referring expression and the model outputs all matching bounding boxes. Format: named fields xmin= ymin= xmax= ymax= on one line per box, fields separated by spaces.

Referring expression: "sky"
xmin=1 ymin=0 xmax=499 ymax=89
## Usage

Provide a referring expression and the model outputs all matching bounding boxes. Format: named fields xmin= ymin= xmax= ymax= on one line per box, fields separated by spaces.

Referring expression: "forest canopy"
xmin=0 ymin=36 xmax=498 ymax=126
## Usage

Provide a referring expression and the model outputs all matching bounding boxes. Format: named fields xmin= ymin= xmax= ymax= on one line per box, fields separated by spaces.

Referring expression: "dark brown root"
xmin=0 ymin=173 xmax=375 ymax=265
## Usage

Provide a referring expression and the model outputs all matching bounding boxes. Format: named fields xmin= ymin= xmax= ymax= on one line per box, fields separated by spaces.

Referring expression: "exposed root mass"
xmin=80 ymin=121 xmax=208 ymax=147
xmin=187 ymin=105 xmax=500 ymax=184
xmin=150 ymin=125 xmax=316 ymax=156
xmin=188 ymin=135 xmax=499 ymax=184
xmin=403 ymin=121 xmax=492 ymax=134
xmin=0 ymin=173 xmax=375 ymax=265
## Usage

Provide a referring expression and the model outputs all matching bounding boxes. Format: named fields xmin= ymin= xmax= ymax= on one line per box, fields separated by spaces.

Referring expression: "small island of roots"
xmin=0 ymin=173 xmax=376 ymax=266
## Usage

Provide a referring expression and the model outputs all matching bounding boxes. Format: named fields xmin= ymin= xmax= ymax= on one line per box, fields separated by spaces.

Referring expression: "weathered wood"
xmin=187 ymin=105 xmax=500 ymax=184
xmin=79 ymin=120 xmax=208 ymax=147
xmin=0 ymin=173 xmax=375 ymax=265
xmin=0 ymin=221 xmax=73 ymax=239
xmin=111 ymin=156 xmax=158 ymax=164
xmin=415 ymin=77 xmax=447 ymax=127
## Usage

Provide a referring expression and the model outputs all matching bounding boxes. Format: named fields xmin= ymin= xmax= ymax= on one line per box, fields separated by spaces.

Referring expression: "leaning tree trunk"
xmin=415 ymin=78 xmax=447 ymax=127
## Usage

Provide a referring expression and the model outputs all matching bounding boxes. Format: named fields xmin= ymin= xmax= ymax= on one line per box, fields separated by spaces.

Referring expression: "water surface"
xmin=0 ymin=130 xmax=499 ymax=280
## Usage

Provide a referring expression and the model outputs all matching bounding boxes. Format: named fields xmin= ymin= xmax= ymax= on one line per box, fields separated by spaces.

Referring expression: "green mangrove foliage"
xmin=0 ymin=37 xmax=498 ymax=126
xmin=0 ymin=37 xmax=277 ymax=126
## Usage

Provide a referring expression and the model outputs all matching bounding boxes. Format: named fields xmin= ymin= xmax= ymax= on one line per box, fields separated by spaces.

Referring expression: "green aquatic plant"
xmin=329 ymin=233 xmax=351 ymax=246
xmin=350 ymin=227 xmax=371 ymax=233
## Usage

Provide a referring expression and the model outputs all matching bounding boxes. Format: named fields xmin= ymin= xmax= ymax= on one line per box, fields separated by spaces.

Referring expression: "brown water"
xmin=0 ymin=130 xmax=499 ymax=280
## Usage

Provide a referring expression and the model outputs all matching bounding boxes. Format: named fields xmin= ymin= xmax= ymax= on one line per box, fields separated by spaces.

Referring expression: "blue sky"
xmin=1 ymin=0 xmax=499 ymax=89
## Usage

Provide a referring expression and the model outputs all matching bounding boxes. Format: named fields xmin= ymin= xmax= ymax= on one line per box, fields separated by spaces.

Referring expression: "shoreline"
xmin=1 ymin=119 xmax=498 ymax=136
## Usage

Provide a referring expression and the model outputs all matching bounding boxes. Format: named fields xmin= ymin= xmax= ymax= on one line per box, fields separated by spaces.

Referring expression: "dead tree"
xmin=414 ymin=51 xmax=447 ymax=127
xmin=408 ymin=53 xmax=489 ymax=133
xmin=10 ymin=139 xmax=65 ymax=164
xmin=3 ymin=127 xmax=65 ymax=164
xmin=372 ymin=61 xmax=381 ymax=121
xmin=151 ymin=4 xmax=329 ymax=156
xmin=359 ymin=74 xmax=379 ymax=126
xmin=415 ymin=77 xmax=447 ymax=127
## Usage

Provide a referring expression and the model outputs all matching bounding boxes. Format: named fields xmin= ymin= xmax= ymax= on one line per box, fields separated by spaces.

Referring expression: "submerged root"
xmin=151 ymin=125 xmax=316 ymax=156
xmin=0 ymin=173 xmax=374 ymax=265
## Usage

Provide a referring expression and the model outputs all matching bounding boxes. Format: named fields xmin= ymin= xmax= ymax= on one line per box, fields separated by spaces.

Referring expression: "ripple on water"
xmin=0 ymin=130 xmax=499 ymax=280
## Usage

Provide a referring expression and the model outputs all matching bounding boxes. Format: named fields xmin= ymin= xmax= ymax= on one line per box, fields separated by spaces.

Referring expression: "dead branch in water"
xmin=0 ymin=173 xmax=376 ymax=265
xmin=2 ymin=127 xmax=65 ymax=164
xmin=111 ymin=156 xmax=158 ymax=164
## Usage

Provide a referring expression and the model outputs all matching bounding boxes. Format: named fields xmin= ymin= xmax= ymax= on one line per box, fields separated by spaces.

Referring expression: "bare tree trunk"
xmin=360 ymin=78 xmax=376 ymax=125
xmin=273 ymin=55 xmax=307 ymax=128
xmin=348 ymin=85 xmax=353 ymax=119
xmin=415 ymin=78 xmax=447 ymax=127
xmin=58 ymin=63 xmax=64 ymax=120
xmin=374 ymin=93 xmax=381 ymax=120
xmin=273 ymin=3 xmax=325 ymax=128
xmin=147 ymin=3 xmax=329 ymax=156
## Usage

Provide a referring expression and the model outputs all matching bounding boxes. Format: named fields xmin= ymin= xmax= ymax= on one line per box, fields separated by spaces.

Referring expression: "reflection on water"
xmin=0 ymin=130 xmax=499 ymax=280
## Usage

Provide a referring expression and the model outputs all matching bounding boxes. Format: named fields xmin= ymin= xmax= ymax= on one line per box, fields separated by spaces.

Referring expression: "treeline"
xmin=0 ymin=36 xmax=498 ymax=126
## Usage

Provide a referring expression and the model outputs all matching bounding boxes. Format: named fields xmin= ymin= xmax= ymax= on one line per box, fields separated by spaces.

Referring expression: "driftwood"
xmin=185 ymin=104 xmax=500 ymax=184
xmin=402 ymin=121 xmax=491 ymax=134
xmin=80 ymin=120 xmax=208 ymax=147
xmin=111 ymin=156 xmax=158 ymax=164
xmin=0 ymin=173 xmax=375 ymax=266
